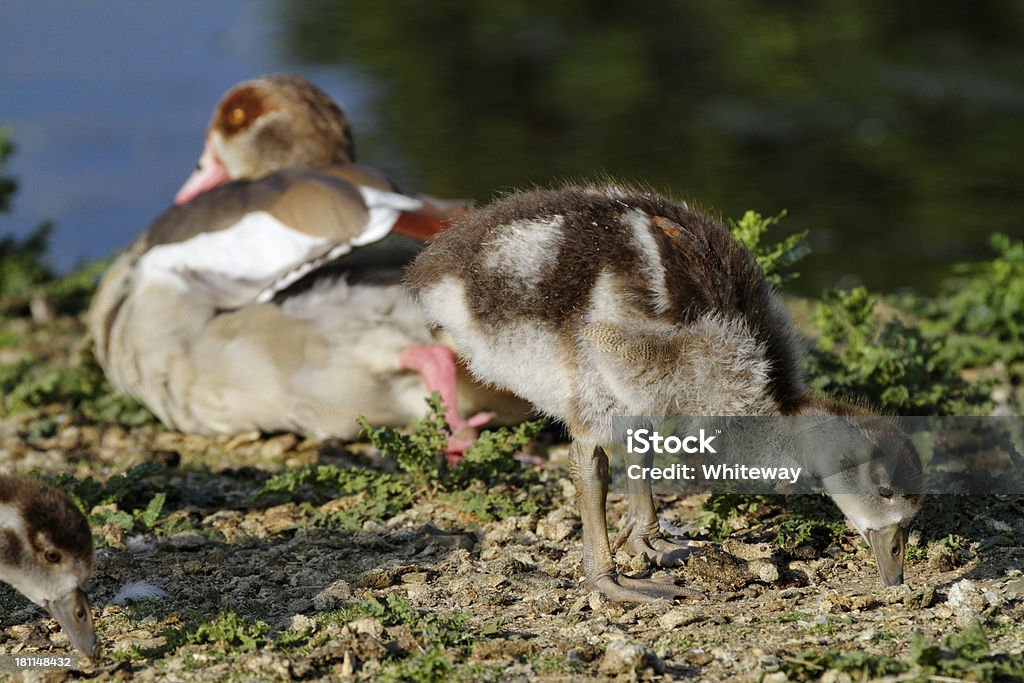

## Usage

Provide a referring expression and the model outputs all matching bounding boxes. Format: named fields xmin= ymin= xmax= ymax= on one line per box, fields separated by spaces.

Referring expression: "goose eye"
xmin=878 ymin=486 xmax=893 ymax=498
xmin=228 ymin=107 xmax=246 ymax=126
xmin=45 ymin=550 xmax=61 ymax=564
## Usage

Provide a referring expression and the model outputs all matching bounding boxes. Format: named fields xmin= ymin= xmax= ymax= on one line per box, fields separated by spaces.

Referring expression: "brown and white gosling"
xmin=406 ymin=184 xmax=923 ymax=602
xmin=0 ymin=475 xmax=96 ymax=655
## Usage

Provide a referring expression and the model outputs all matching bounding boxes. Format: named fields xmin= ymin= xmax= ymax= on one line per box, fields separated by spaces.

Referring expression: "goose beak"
xmin=45 ymin=588 xmax=96 ymax=657
xmin=174 ymin=139 xmax=230 ymax=205
xmin=866 ymin=524 xmax=906 ymax=586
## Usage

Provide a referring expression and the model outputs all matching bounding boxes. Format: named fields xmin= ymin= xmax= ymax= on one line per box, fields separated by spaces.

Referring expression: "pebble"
xmin=164 ymin=533 xmax=210 ymax=550
xmin=536 ymin=513 xmax=575 ymax=543
xmin=588 ymin=591 xmax=611 ymax=612
xmin=348 ymin=618 xmax=384 ymax=638
xmin=946 ymin=579 xmax=1002 ymax=622
xmin=1003 ymin=579 xmax=1024 ymax=598
xmin=289 ymin=614 xmax=316 ymax=632
xmin=312 ymin=579 xmax=352 ymax=610
xmin=659 ymin=607 xmax=705 ymax=629
xmin=599 ymin=638 xmax=662 ymax=676
xmin=927 ymin=543 xmax=960 ymax=572
xmin=821 ymin=671 xmax=854 ymax=683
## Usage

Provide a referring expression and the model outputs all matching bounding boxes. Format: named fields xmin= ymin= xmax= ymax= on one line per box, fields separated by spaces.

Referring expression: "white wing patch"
xmin=622 ymin=209 xmax=671 ymax=314
xmin=138 ymin=211 xmax=329 ymax=302
xmin=137 ymin=191 xmax=424 ymax=307
xmin=355 ymin=186 xmax=425 ymax=246
xmin=482 ymin=215 xmax=564 ymax=285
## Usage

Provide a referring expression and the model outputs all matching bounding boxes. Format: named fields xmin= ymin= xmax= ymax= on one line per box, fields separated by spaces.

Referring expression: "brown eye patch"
xmin=216 ymin=86 xmax=267 ymax=136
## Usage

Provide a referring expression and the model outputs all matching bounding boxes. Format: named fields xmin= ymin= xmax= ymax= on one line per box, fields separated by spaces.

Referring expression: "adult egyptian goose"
xmin=0 ymin=475 xmax=96 ymax=655
xmin=88 ymin=75 xmax=526 ymax=448
xmin=406 ymin=184 xmax=923 ymax=601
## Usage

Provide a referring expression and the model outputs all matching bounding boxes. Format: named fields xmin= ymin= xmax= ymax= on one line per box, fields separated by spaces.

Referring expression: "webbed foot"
xmin=590 ymin=574 xmax=703 ymax=603
xmin=614 ymin=521 xmax=702 ymax=567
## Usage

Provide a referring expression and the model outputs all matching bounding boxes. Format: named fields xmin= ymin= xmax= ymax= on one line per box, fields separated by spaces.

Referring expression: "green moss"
xmin=2 ymin=342 xmax=157 ymax=426
xmin=779 ymin=621 xmax=1023 ymax=683
xmin=51 ymin=462 xmax=164 ymax=512
xmin=358 ymin=393 xmax=451 ymax=489
xmin=530 ymin=653 xmax=585 ymax=674
xmin=699 ymin=494 xmax=849 ymax=551
xmin=258 ymin=464 xmax=412 ymax=531
xmin=358 ymin=393 xmax=545 ymax=490
xmin=378 ymin=649 xmax=453 ymax=683
xmin=185 ymin=610 xmax=271 ymax=652
xmin=255 ymin=395 xmax=548 ymax=529
xmin=437 ymin=487 xmax=539 ymax=522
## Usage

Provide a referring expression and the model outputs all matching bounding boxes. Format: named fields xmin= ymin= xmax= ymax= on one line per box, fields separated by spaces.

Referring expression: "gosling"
xmin=406 ymin=184 xmax=922 ymax=601
xmin=1 ymin=475 xmax=96 ymax=655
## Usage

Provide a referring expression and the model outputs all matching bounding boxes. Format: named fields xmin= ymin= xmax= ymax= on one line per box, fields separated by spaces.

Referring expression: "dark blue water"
xmin=0 ymin=1 xmax=363 ymax=270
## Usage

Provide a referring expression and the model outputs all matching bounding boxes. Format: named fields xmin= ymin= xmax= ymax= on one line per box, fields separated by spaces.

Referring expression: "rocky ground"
xmin=1 ymin=315 xmax=1023 ymax=683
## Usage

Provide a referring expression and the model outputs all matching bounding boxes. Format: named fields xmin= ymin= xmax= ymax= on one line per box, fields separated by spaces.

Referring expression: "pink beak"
xmin=174 ymin=139 xmax=231 ymax=205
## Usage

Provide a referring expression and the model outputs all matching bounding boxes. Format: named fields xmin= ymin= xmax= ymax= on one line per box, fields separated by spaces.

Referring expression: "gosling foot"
xmin=615 ymin=522 xmax=700 ymax=568
xmin=589 ymin=574 xmax=703 ymax=603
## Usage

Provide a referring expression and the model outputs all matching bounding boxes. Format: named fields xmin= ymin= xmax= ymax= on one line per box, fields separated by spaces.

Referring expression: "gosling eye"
xmin=878 ymin=486 xmax=893 ymax=498
xmin=44 ymin=550 xmax=62 ymax=564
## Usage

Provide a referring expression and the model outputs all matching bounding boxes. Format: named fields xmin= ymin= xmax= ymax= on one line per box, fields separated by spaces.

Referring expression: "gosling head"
xmin=800 ymin=411 xmax=923 ymax=586
xmin=0 ymin=475 xmax=96 ymax=656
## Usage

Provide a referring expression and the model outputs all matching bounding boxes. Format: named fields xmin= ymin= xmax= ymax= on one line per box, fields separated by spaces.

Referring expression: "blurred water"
xmin=0 ymin=0 xmax=364 ymax=270
xmin=2 ymin=2 xmax=1022 ymax=295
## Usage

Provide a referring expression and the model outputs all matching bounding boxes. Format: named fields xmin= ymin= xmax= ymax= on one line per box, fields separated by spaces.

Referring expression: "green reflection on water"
xmin=279 ymin=0 xmax=1024 ymax=294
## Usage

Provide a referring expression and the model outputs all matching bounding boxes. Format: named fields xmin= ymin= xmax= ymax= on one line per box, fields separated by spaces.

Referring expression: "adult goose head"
xmin=175 ymin=74 xmax=355 ymax=204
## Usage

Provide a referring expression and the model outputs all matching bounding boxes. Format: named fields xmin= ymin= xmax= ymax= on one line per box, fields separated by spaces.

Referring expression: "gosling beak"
xmin=866 ymin=524 xmax=906 ymax=586
xmin=45 ymin=588 xmax=96 ymax=656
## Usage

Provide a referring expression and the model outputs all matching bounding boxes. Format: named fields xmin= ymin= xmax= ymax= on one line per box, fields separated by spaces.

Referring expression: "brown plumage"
xmin=407 ymin=183 xmax=922 ymax=601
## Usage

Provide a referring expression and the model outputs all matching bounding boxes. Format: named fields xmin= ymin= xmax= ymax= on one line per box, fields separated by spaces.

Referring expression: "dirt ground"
xmin=1 ymin=319 xmax=1022 ymax=682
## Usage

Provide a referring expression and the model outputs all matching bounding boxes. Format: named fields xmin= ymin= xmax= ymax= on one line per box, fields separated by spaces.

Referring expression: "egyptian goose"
xmin=0 ymin=475 xmax=96 ymax=655
xmin=88 ymin=75 xmax=526 ymax=449
xmin=406 ymin=184 xmax=923 ymax=601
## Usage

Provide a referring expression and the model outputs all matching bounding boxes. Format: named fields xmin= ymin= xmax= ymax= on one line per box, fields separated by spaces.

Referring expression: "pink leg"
xmin=400 ymin=344 xmax=494 ymax=462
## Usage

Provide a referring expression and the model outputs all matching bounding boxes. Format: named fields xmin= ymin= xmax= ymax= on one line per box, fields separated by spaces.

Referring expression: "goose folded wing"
xmin=132 ymin=170 xmax=452 ymax=309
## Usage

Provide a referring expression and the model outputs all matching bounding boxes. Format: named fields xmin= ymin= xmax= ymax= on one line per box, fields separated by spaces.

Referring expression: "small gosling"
xmin=406 ymin=184 xmax=923 ymax=601
xmin=1 ymin=475 xmax=96 ymax=655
